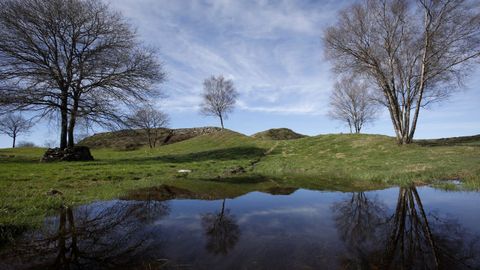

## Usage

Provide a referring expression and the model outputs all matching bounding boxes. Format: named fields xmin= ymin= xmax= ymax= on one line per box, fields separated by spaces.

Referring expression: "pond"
xmin=1 ymin=185 xmax=480 ymax=269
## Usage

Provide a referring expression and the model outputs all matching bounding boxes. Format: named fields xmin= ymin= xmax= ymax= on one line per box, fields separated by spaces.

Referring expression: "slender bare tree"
xmin=324 ymin=0 xmax=480 ymax=144
xmin=200 ymin=75 xmax=238 ymax=129
xmin=0 ymin=0 xmax=165 ymax=150
xmin=328 ymin=76 xmax=378 ymax=133
xmin=0 ymin=113 xmax=33 ymax=148
xmin=126 ymin=105 xmax=169 ymax=148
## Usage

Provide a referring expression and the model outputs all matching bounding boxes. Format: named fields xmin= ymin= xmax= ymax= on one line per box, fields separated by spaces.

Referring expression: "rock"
xmin=46 ymin=189 xmax=64 ymax=196
xmin=177 ymin=169 xmax=192 ymax=173
xmin=41 ymin=146 xmax=94 ymax=162
xmin=225 ymin=166 xmax=246 ymax=175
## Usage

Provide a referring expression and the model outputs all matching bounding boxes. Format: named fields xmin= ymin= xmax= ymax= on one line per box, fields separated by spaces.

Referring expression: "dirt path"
xmin=249 ymin=141 xmax=280 ymax=170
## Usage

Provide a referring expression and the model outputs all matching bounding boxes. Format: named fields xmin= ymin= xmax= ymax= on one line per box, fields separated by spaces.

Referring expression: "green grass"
xmin=1 ymin=130 xmax=479 ymax=232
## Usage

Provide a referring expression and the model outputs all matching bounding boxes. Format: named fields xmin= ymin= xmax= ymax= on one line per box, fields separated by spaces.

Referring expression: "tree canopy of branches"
xmin=328 ymin=76 xmax=378 ymax=133
xmin=126 ymin=105 xmax=169 ymax=149
xmin=324 ymin=0 xmax=480 ymax=144
xmin=200 ymin=75 xmax=238 ymax=129
xmin=0 ymin=113 xmax=33 ymax=148
xmin=0 ymin=0 xmax=165 ymax=149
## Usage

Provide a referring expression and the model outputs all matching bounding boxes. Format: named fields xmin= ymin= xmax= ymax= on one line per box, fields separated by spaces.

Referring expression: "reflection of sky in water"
xmin=155 ymin=188 xmax=480 ymax=269
xmin=2 ymin=186 xmax=480 ymax=270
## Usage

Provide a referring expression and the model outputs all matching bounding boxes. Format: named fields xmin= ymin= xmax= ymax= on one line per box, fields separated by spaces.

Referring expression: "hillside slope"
xmin=78 ymin=127 xmax=224 ymax=149
xmin=253 ymin=133 xmax=480 ymax=186
xmin=252 ymin=128 xmax=306 ymax=140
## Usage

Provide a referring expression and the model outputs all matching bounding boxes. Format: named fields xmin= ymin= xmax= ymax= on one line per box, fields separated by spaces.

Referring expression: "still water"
xmin=1 ymin=185 xmax=480 ymax=269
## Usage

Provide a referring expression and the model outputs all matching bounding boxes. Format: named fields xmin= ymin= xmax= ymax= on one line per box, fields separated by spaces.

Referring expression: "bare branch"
xmin=328 ymin=76 xmax=378 ymax=133
xmin=324 ymin=0 xmax=480 ymax=143
xmin=0 ymin=0 xmax=166 ymax=149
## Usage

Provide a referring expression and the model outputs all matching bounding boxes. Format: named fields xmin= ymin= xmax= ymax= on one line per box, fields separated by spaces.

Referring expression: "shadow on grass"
xmin=106 ymin=146 xmax=266 ymax=165
xmin=155 ymin=147 xmax=265 ymax=163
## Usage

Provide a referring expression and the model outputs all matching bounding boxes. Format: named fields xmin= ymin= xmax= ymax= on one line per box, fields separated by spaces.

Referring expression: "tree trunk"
xmin=67 ymin=98 xmax=79 ymax=148
xmin=219 ymin=114 xmax=224 ymax=129
xmin=67 ymin=207 xmax=79 ymax=262
xmin=387 ymin=102 xmax=412 ymax=145
xmin=220 ymin=199 xmax=226 ymax=219
xmin=147 ymin=132 xmax=153 ymax=149
xmin=60 ymin=90 xmax=69 ymax=150
xmin=12 ymin=134 xmax=16 ymax=148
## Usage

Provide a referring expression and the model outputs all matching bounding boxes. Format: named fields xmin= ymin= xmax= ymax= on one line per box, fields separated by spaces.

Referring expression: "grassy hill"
xmin=0 ymin=130 xmax=479 ymax=231
xmin=252 ymin=128 xmax=306 ymax=140
xmin=78 ymin=127 xmax=223 ymax=149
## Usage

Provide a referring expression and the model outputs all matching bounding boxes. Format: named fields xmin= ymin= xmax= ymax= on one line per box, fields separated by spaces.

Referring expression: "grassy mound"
xmin=78 ymin=127 xmax=223 ymax=150
xmin=252 ymin=128 xmax=306 ymax=140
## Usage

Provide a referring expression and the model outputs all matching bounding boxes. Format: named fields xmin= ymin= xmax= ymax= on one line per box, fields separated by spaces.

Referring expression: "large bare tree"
xmin=126 ymin=104 xmax=169 ymax=149
xmin=200 ymin=75 xmax=238 ymax=129
xmin=328 ymin=76 xmax=378 ymax=133
xmin=324 ymin=0 xmax=480 ymax=144
xmin=0 ymin=113 xmax=33 ymax=148
xmin=0 ymin=0 xmax=165 ymax=149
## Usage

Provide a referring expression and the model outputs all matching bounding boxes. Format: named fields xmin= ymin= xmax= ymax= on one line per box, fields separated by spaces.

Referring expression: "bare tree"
xmin=0 ymin=113 xmax=33 ymax=148
xmin=126 ymin=105 xmax=169 ymax=149
xmin=0 ymin=0 xmax=165 ymax=150
xmin=200 ymin=75 xmax=238 ymax=129
xmin=324 ymin=0 xmax=480 ymax=144
xmin=328 ymin=76 xmax=378 ymax=133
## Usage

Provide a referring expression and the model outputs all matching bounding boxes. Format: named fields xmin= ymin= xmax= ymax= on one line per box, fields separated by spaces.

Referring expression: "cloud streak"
xmin=110 ymin=0 xmax=349 ymax=115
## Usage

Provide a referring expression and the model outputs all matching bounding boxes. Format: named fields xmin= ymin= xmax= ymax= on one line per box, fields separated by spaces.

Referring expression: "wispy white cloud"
xmin=110 ymin=0 xmax=348 ymax=116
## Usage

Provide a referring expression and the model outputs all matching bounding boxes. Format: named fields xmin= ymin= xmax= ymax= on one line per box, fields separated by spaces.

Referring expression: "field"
xmin=1 ymin=129 xmax=479 ymax=237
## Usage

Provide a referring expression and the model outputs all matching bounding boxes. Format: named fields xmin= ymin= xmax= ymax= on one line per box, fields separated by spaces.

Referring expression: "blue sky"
xmin=1 ymin=0 xmax=479 ymax=148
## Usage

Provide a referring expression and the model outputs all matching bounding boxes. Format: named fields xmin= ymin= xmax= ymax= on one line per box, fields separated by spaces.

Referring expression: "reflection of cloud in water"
xmin=154 ymin=215 xmax=202 ymax=231
xmin=237 ymin=203 xmax=330 ymax=224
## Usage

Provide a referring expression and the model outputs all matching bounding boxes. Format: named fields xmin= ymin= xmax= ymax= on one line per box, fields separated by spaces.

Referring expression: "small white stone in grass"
xmin=177 ymin=169 xmax=191 ymax=173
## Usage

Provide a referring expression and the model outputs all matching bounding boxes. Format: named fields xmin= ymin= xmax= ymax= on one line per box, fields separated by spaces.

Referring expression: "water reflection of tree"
xmin=332 ymin=192 xmax=388 ymax=268
xmin=7 ymin=200 xmax=170 ymax=269
xmin=382 ymin=187 xmax=480 ymax=270
xmin=201 ymin=199 xmax=240 ymax=255
xmin=333 ymin=187 xmax=480 ymax=270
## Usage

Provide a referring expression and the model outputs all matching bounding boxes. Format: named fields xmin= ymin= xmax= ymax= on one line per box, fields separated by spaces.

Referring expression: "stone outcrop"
xmin=41 ymin=146 xmax=94 ymax=162
xmin=163 ymin=127 xmax=222 ymax=144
